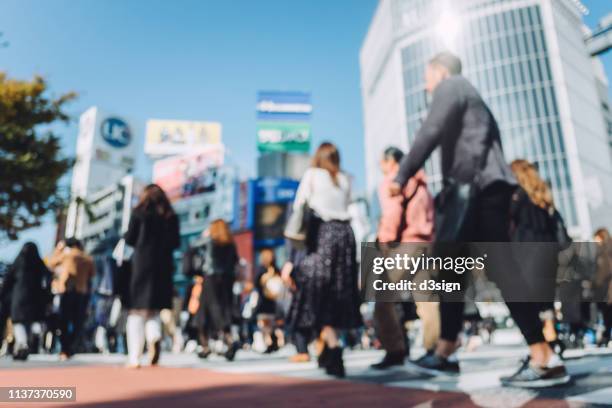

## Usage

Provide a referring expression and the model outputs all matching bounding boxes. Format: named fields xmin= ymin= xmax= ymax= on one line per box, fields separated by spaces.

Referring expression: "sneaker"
xmin=500 ymin=357 xmax=570 ymax=388
xmin=370 ymin=351 xmax=406 ymax=370
xmin=405 ymin=353 xmax=460 ymax=376
xmin=412 ymin=349 xmax=434 ymax=365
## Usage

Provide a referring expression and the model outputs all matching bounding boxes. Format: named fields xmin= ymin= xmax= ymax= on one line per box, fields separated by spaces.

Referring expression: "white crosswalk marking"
xmin=171 ymin=345 xmax=612 ymax=405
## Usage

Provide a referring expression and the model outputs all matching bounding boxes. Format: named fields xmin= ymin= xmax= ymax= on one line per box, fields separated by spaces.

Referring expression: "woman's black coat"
xmin=0 ymin=243 xmax=51 ymax=323
xmin=124 ymin=208 xmax=180 ymax=310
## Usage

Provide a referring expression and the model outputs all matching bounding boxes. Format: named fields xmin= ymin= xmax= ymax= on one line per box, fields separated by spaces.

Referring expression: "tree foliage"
xmin=0 ymin=72 xmax=76 ymax=240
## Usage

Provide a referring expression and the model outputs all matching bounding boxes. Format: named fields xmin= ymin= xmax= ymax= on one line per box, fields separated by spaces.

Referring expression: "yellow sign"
xmin=145 ymin=119 xmax=222 ymax=156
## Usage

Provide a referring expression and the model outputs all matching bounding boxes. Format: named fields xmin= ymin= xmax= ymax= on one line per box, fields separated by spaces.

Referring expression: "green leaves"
xmin=0 ymin=73 xmax=76 ymax=241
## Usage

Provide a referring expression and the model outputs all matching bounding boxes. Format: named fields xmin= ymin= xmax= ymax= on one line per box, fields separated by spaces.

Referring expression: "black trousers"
xmin=59 ymin=292 xmax=89 ymax=355
xmin=293 ymin=327 xmax=313 ymax=354
xmin=439 ymin=182 xmax=546 ymax=346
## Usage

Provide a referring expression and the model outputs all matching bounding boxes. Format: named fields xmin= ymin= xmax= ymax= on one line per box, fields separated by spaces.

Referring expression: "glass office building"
xmin=360 ymin=0 xmax=612 ymax=238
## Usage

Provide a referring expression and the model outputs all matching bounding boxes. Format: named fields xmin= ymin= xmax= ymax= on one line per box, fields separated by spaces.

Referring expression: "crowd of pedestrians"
xmin=0 ymin=51 xmax=611 ymax=390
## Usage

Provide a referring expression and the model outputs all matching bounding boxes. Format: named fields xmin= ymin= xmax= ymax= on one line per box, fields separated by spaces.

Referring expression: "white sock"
xmin=13 ymin=323 xmax=28 ymax=351
xmin=126 ymin=314 xmax=145 ymax=365
xmin=546 ymin=353 xmax=563 ymax=368
xmin=145 ymin=316 xmax=162 ymax=345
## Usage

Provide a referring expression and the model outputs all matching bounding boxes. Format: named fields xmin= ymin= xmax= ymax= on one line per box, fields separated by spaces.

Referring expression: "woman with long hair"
xmin=510 ymin=159 xmax=570 ymax=356
xmin=0 ymin=242 xmax=51 ymax=360
xmin=285 ymin=142 xmax=362 ymax=377
xmin=124 ymin=184 xmax=180 ymax=368
xmin=196 ymin=218 xmax=240 ymax=361
xmin=593 ymin=227 xmax=612 ymax=347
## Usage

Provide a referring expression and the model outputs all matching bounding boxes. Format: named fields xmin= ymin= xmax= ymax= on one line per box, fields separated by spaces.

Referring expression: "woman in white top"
xmin=284 ymin=142 xmax=362 ymax=378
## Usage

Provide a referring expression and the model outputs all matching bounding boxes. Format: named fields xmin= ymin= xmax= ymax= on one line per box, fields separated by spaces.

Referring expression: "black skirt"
xmin=287 ymin=220 xmax=362 ymax=331
xmin=196 ymin=274 xmax=233 ymax=335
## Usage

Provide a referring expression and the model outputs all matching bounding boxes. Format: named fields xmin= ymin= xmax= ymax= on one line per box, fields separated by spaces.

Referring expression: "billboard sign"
xmin=152 ymin=145 xmax=225 ymax=202
xmin=256 ymin=91 xmax=311 ymax=153
xmin=145 ymin=119 xmax=222 ymax=157
xmin=101 ymin=117 xmax=131 ymax=148
xmin=70 ymin=107 xmax=137 ymax=198
xmin=256 ymin=122 xmax=311 ymax=152
xmin=256 ymin=91 xmax=312 ymax=121
xmin=252 ymin=177 xmax=299 ymax=248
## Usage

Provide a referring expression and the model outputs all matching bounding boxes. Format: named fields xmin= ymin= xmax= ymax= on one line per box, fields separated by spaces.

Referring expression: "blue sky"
xmin=0 ymin=0 xmax=610 ymax=261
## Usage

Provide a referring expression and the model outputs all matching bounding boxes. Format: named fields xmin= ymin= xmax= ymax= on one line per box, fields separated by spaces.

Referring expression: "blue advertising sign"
xmin=101 ymin=117 xmax=131 ymax=148
xmin=256 ymin=91 xmax=312 ymax=122
xmin=253 ymin=177 xmax=299 ymax=203
xmin=251 ymin=177 xmax=299 ymax=248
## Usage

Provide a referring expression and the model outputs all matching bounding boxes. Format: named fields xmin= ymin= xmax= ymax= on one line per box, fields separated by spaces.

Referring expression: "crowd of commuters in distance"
xmin=0 ymin=51 xmax=611 ymax=389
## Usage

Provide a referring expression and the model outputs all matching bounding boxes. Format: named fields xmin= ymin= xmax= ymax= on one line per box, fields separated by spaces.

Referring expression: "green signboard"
xmin=256 ymin=122 xmax=311 ymax=152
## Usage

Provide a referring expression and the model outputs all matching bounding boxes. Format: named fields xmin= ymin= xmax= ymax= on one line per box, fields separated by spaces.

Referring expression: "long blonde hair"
xmin=511 ymin=159 xmax=554 ymax=212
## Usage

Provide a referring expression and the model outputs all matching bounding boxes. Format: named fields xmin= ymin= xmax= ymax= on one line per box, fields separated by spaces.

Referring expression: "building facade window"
xmin=400 ymin=2 xmax=577 ymax=227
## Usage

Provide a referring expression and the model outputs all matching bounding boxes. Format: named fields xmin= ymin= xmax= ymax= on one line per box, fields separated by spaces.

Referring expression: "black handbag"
xmin=434 ymin=136 xmax=493 ymax=243
xmin=284 ymin=175 xmax=321 ymax=251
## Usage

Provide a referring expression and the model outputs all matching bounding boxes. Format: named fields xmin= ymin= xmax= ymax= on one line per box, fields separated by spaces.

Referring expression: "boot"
xmin=225 ymin=342 xmax=239 ymax=361
xmin=317 ymin=343 xmax=330 ymax=368
xmin=324 ymin=347 xmax=345 ymax=378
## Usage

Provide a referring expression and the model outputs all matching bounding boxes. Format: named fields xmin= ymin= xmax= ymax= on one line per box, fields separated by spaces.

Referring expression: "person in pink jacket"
xmin=377 ymin=151 xmax=434 ymax=244
xmin=371 ymin=146 xmax=435 ymax=370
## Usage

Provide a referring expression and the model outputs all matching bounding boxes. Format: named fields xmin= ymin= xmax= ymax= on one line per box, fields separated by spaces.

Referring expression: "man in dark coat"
xmin=390 ymin=52 xmax=569 ymax=388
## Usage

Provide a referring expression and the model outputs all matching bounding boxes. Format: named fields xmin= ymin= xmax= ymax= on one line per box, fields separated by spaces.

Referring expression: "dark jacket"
xmin=395 ymin=75 xmax=516 ymax=190
xmin=0 ymin=243 xmax=52 ymax=323
xmin=124 ymin=208 xmax=180 ymax=310
xmin=196 ymin=242 xmax=238 ymax=333
xmin=210 ymin=243 xmax=238 ymax=276
xmin=509 ymin=188 xmax=568 ymax=243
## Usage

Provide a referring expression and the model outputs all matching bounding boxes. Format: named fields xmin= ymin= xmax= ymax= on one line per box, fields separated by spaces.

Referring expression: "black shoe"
xmin=412 ymin=349 xmax=434 ymax=364
xmin=548 ymin=340 xmax=566 ymax=359
xmin=500 ymin=358 xmax=571 ymax=388
xmin=324 ymin=347 xmax=345 ymax=378
xmin=370 ymin=351 xmax=405 ymax=370
xmin=13 ymin=348 xmax=29 ymax=361
xmin=318 ymin=344 xmax=330 ymax=368
xmin=225 ymin=342 xmax=239 ymax=361
xmin=197 ymin=349 xmax=211 ymax=359
xmin=406 ymin=353 xmax=459 ymax=376
xmin=264 ymin=343 xmax=279 ymax=354
xmin=148 ymin=340 xmax=161 ymax=366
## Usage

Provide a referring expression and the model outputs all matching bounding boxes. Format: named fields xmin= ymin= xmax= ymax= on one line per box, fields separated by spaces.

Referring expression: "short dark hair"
xmin=429 ymin=51 xmax=462 ymax=75
xmin=64 ymin=237 xmax=83 ymax=250
xmin=383 ymin=146 xmax=404 ymax=164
